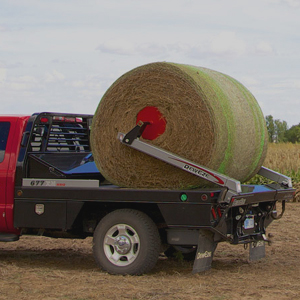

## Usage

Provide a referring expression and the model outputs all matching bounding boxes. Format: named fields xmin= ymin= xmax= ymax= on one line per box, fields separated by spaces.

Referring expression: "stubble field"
xmin=1 ymin=143 xmax=300 ymax=300
xmin=1 ymin=203 xmax=300 ymax=300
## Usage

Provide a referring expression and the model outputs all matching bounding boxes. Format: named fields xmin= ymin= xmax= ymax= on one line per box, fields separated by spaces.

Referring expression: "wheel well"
xmin=74 ymin=202 xmax=166 ymax=235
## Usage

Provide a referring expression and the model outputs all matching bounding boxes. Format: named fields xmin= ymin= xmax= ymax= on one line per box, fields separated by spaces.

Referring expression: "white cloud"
xmin=263 ymin=0 xmax=300 ymax=6
xmin=18 ymin=76 xmax=38 ymax=83
xmin=272 ymin=79 xmax=300 ymax=88
xmin=96 ymin=40 xmax=187 ymax=58
xmin=96 ymin=39 xmax=136 ymax=56
xmin=44 ymin=70 xmax=65 ymax=83
xmin=283 ymin=0 xmax=300 ymax=7
xmin=96 ymin=34 xmax=249 ymax=60
xmin=240 ymin=76 xmax=261 ymax=87
xmin=4 ymin=75 xmax=39 ymax=91
xmin=8 ymin=82 xmax=30 ymax=90
xmin=210 ymin=32 xmax=246 ymax=56
xmin=70 ymin=80 xmax=85 ymax=88
xmin=0 ymin=68 xmax=7 ymax=82
xmin=255 ymin=41 xmax=274 ymax=54
xmin=137 ymin=43 xmax=167 ymax=56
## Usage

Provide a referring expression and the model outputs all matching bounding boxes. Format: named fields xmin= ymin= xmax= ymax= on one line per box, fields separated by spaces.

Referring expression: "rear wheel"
xmin=93 ymin=209 xmax=160 ymax=275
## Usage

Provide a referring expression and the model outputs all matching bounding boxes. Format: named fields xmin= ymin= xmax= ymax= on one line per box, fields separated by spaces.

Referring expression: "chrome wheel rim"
xmin=103 ymin=224 xmax=140 ymax=266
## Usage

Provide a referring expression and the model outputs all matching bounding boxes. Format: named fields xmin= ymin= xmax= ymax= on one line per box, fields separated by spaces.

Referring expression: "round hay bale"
xmin=91 ymin=62 xmax=268 ymax=189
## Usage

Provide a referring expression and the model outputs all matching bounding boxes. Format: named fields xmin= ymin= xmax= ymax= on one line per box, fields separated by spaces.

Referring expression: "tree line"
xmin=265 ymin=115 xmax=300 ymax=143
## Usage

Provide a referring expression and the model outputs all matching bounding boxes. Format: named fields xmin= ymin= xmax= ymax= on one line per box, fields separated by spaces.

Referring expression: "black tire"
xmin=93 ymin=209 xmax=160 ymax=275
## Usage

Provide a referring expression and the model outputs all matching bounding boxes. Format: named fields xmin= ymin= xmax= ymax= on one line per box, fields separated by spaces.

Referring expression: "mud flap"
xmin=192 ymin=230 xmax=215 ymax=273
xmin=249 ymin=241 xmax=265 ymax=261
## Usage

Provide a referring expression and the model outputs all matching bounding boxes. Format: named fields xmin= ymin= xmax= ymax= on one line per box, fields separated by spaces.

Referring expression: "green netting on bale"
xmin=91 ymin=62 xmax=268 ymax=189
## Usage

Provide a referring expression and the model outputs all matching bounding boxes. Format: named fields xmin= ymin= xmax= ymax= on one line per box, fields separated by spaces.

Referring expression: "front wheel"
xmin=93 ymin=209 xmax=160 ymax=275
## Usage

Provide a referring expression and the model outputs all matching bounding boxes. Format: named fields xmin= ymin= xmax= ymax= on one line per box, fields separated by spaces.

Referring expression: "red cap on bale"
xmin=136 ymin=106 xmax=167 ymax=140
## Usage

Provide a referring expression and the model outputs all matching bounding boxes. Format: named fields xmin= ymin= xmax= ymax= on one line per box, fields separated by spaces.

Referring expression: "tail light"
xmin=211 ymin=207 xmax=217 ymax=220
xmin=53 ymin=116 xmax=83 ymax=123
xmin=211 ymin=206 xmax=223 ymax=220
xmin=217 ymin=207 xmax=222 ymax=218
xmin=40 ymin=117 xmax=49 ymax=123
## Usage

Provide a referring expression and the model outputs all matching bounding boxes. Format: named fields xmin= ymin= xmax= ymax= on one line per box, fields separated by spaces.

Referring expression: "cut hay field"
xmin=264 ymin=143 xmax=300 ymax=177
xmin=0 ymin=143 xmax=299 ymax=300
xmin=263 ymin=143 xmax=300 ymax=201
xmin=1 ymin=203 xmax=300 ymax=300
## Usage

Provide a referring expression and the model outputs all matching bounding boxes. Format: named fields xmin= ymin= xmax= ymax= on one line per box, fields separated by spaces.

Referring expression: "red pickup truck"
xmin=0 ymin=112 xmax=295 ymax=275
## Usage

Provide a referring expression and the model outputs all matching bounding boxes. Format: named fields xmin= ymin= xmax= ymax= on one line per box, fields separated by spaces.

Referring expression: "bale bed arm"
xmin=118 ymin=121 xmax=242 ymax=202
xmin=118 ymin=121 xmax=293 ymax=202
xmin=258 ymin=166 xmax=292 ymax=188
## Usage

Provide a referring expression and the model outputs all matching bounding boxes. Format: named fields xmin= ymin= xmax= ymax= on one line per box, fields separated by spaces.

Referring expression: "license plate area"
xmin=243 ymin=215 xmax=255 ymax=229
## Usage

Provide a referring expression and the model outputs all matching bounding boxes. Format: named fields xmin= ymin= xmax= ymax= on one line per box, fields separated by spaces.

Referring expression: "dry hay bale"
xmin=91 ymin=62 xmax=268 ymax=189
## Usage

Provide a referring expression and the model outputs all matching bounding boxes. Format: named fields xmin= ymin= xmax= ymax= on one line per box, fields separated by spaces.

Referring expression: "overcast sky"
xmin=1 ymin=0 xmax=300 ymax=126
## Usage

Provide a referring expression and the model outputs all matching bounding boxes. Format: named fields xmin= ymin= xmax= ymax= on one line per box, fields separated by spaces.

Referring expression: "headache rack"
xmin=28 ymin=112 xmax=93 ymax=153
xmin=17 ymin=112 xmax=97 ymax=183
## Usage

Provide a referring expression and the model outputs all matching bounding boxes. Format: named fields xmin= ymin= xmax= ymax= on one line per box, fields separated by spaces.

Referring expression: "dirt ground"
xmin=0 ymin=202 xmax=299 ymax=300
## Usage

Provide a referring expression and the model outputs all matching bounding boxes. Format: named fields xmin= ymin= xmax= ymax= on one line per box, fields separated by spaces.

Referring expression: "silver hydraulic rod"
xmin=258 ymin=166 xmax=292 ymax=188
xmin=117 ymin=132 xmax=242 ymax=194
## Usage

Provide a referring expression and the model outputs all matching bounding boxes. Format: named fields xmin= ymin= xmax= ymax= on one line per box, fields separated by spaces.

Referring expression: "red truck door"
xmin=0 ymin=116 xmax=29 ymax=233
xmin=0 ymin=119 xmax=14 ymax=231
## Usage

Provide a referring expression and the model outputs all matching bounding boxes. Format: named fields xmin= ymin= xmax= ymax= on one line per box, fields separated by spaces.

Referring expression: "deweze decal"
xmin=184 ymin=164 xmax=209 ymax=179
